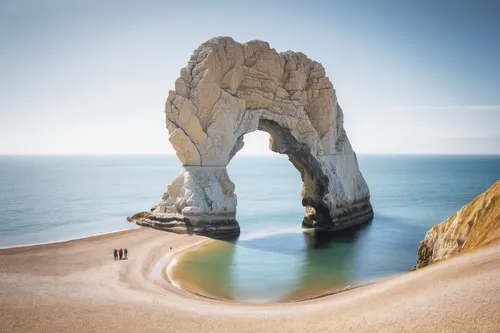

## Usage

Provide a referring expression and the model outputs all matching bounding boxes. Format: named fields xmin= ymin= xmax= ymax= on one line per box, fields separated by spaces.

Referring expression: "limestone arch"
xmin=136 ymin=37 xmax=373 ymax=238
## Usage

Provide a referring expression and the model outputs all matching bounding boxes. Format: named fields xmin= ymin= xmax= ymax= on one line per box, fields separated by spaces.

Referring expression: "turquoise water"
xmin=1 ymin=154 xmax=499 ymax=301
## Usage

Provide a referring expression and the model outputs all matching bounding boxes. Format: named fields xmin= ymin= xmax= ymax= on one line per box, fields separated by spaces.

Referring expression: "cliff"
xmin=411 ymin=180 xmax=500 ymax=270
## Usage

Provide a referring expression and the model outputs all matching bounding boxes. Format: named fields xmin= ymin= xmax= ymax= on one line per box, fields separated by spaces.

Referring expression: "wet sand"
xmin=1 ymin=227 xmax=500 ymax=332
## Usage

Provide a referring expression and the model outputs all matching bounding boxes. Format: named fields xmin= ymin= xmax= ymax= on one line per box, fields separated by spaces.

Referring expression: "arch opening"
xmin=237 ymin=117 xmax=333 ymax=230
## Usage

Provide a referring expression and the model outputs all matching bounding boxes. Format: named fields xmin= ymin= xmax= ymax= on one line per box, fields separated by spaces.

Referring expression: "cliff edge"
xmin=411 ymin=180 xmax=500 ymax=270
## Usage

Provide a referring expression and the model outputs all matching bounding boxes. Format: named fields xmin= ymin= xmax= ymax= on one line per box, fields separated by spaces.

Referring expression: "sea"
xmin=1 ymin=154 xmax=499 ymax=302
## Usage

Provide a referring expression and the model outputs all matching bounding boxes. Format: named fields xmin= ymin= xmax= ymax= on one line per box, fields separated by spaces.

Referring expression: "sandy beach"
xmin=1 ymin=227 xmax=499 ymax=333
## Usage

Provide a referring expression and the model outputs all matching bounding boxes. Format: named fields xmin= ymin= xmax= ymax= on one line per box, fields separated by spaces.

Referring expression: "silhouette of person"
xmin=113 ymin=249 xmax=118 ymax=260
xmin=119 ymin=248 xmax=123 ymax=260
xmin=124 ymin=248 xmax=128 ymax=260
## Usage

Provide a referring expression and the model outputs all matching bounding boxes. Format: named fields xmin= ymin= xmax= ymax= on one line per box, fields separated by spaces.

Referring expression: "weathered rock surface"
xmin=131 ymin=37 xmax=373 ymax=238
xmin=411 ymin=180 xmax=500 ymax=270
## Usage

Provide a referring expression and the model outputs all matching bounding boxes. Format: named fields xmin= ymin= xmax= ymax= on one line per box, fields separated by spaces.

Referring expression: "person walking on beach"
xmin=124 ymin=248 xmax=128 ymax=260
xmin=119 ymin=248 xmax=123 ymax=260
xmin=113 ymin=249 xmax=118 ymax=260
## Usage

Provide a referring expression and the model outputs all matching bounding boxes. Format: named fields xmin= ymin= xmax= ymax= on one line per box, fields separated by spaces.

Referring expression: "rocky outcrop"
xmin=131 ymin=37 xmax=373 ymax=238
xmin=411 ymin=181 xmax=500 ymax=270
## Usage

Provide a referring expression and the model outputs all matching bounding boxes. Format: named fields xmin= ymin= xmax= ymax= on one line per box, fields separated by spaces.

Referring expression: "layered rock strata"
xmin=131 ymin=37 xmax=373 ymax=238
xmin=411 ymin=180 xmax=500 ymax=270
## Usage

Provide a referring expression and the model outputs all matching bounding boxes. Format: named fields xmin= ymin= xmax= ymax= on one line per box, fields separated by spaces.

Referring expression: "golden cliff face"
xmin=411 ymin=181 xmax=500 ymax=270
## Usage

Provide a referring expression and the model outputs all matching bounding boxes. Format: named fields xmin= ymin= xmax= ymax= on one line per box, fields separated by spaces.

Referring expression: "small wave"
xmin=238 ymin=227 xmax=304 ymax=241
xmin=0 ymin=226 xmax=140 ymax=250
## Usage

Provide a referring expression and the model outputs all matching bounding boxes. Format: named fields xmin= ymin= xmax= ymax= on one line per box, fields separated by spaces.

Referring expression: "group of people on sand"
xmin=113 ymin=248 xmax=128 ymax=260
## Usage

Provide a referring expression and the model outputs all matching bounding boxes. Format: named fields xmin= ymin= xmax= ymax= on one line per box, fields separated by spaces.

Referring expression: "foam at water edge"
xmin=0 ymin=226 xmax=140 ymax=250
xmin=238 ymin=226 xmax=305 ymax=241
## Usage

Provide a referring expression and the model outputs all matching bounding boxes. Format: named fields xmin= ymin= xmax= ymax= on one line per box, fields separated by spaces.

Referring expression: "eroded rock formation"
xmin=411 ymin=180 xmax=500 ymax=270
xmin=132 ymin=37 xmax=373 ymax=238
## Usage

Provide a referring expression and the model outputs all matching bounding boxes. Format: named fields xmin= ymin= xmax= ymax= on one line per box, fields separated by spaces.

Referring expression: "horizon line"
xmin=1 ymin=152 xmax=499 ymax=157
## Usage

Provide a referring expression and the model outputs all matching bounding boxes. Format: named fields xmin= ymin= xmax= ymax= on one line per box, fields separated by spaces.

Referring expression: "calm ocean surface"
xmin=1 ymin=155 xmax=499 ymax=301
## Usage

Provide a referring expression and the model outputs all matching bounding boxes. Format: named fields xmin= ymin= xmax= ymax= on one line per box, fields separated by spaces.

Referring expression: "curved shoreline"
xmin=0 ymin=223 xmax=367 ymax=304
xmin=0 ymin=226 xmax=490 ymax=305
xmin=1 ymin=227 xmax=500 ymax=332
xmin=162 ymin=238 xmax=211 ymax=289
xmin=163 ymin=242 xmax=240 ymax=302
xmin=0 ymin=223 xmax=376 ymax=305
xmin=0 ymin=225 xmax=140 ymax=250
xmin=161 ymin=238 xmax=381 ymax=304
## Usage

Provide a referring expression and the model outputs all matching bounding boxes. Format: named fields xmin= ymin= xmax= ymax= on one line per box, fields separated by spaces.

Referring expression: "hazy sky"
xmin=1 ymin=0 xmax=499 ymax=155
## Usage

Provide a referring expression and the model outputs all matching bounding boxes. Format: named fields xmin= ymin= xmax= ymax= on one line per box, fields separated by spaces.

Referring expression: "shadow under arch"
xmin=224 ymin=115 xmax=335 ymax=233
xmin=280 ymin=220 xmax=373 ymax=301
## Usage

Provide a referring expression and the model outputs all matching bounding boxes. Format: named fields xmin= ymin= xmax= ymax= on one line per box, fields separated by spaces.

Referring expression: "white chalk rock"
xmin=138 ymin=37 xmax=373 ymax=238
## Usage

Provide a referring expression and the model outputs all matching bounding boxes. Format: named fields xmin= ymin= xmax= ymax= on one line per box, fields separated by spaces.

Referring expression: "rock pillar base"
xmin=129 ymin=166 xmax=240 ymax=239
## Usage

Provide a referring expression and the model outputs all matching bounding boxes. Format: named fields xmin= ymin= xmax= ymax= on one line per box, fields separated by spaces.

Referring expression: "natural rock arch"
xmin=132 ymin=37 xmax=373 ymax=238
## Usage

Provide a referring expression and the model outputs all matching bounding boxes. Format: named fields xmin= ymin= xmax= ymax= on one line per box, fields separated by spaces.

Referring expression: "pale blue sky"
xmin=1 ymin=0 xmax=499 ymax=155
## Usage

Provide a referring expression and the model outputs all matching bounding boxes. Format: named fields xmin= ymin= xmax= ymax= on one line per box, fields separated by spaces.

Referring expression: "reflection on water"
xmin=171 ymin=221 xmax=385 ymax=302
xmin=283 ymin=225 xmax=372 ymax=301
xmin=304 ymin=223 xmax=371 ymax=248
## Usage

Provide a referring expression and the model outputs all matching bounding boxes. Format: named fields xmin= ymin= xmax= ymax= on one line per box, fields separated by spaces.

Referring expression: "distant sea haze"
xmin=0 ymin=154 xmax=499 ymax=300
